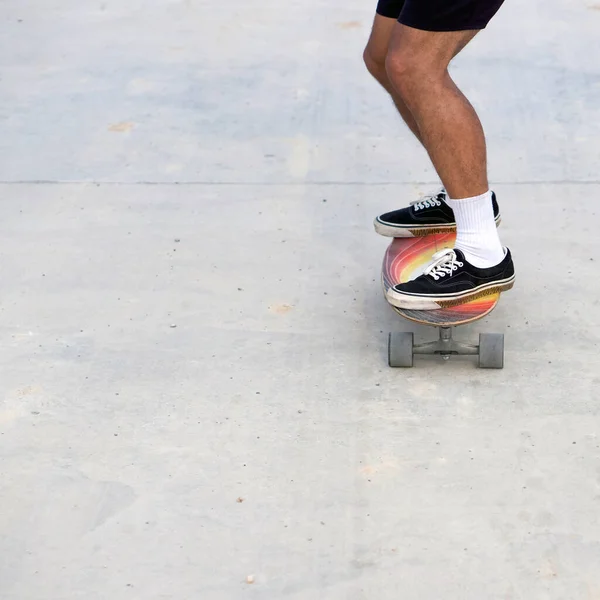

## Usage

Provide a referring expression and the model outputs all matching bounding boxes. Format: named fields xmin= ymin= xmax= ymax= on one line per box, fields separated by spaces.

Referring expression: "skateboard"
xmin=382 ymin=233 xmax=505 ymax=368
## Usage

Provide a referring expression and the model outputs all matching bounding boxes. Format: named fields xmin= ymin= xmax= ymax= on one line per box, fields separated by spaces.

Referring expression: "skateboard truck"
xmin=388 ymin=327 xmax=504 ymax=369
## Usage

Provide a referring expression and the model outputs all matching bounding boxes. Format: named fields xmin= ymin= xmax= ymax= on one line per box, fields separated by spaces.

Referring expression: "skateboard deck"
xmin=382 ymin=233 xmax=499 ymax=327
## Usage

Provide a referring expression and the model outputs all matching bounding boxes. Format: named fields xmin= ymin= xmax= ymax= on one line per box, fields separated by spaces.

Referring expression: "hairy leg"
xmin=385 ymin=25 xmax=486 ymax=199
xmin=363 ymin=14 xmax=423 ymax=143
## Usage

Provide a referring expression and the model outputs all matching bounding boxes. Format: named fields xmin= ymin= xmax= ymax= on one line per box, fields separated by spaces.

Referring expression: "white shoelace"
xmin=410 ymin=189 xmax=446 ymax=212
xmin=410 ymin=196 xmax=442 ymax=212
xmin=424 ymin=249 xmax=464 ymax=281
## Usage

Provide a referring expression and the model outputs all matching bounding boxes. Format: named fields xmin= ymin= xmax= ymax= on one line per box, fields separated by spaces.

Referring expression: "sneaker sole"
xmin=386 ymin=276 xmax=515 ymax=310
xmin=374 ymin=215 xmax=502 ymax=238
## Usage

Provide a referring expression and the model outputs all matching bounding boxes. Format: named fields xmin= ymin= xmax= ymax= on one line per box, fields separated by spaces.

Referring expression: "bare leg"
xmin=363 ymin=15 xmax=423 ymax=143
xmin=385 ymin=25 xmax=486 ymax=199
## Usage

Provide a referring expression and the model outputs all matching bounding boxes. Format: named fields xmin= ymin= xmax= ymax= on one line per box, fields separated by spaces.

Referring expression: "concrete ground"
xmin=1 ymin=1 xmax=600 ymax=598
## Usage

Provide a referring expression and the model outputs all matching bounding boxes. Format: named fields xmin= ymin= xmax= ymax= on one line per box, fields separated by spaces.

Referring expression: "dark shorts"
xmin=376 ymin=0 xmax=506 ymax=31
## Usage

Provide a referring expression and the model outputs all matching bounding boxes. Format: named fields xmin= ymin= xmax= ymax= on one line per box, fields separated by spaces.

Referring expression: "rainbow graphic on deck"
xmin=382 ymin=234 xmax=500 ymax=326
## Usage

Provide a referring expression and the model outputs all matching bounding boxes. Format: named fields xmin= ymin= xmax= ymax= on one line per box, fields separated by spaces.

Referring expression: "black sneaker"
xmin=374 ymin=189 xmax=501 ymax=237
xmin=386 ymin=248 xmax=515 ymax=310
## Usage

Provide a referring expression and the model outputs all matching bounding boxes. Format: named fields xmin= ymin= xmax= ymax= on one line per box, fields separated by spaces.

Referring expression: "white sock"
xmin=445 ymin=191 xmax=505 ymax=268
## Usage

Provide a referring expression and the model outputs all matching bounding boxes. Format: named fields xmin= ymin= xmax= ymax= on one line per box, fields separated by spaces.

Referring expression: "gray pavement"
xmin=1 ymin=1 xmax=600 ymax=599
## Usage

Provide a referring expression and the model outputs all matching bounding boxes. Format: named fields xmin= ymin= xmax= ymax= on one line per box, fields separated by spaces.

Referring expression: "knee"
xmin=363 ymin=46 xmax=386 ymax=80
xmin=385 ymin=51 xmax=433 ymax=101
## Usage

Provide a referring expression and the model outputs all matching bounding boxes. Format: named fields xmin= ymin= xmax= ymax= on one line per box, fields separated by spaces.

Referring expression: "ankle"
xmin=446 ymin=191 xmax=505 ymax=268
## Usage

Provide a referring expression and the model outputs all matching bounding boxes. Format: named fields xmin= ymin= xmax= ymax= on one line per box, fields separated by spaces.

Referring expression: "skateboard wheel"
xmin=388 ymin=332 xmax=414 ymax=368
xmin=478 ymin=333 xmax=504 ymax=369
